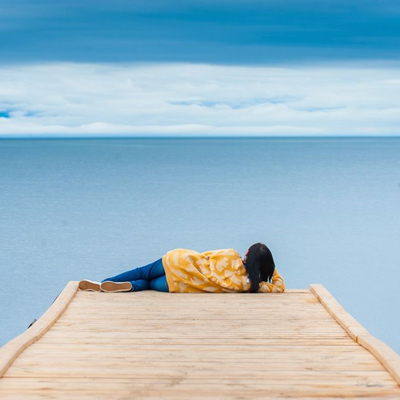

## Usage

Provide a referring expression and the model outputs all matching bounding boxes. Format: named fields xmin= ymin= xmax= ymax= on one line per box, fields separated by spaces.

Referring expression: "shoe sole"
xmin=101 ymin=281 xmax=132 ymax=293
xmin=79 ymin=280 xmax=101 ymax=291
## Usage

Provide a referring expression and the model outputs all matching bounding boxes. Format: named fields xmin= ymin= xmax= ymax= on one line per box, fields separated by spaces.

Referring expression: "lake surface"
xmin=0 ymin=137 xmax=399 ymax=353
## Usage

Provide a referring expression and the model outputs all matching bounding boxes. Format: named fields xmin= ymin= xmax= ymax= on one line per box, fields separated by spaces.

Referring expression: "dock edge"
xmin=0 ymin=280 xmax=79 ymax=378
xmin=310 ymin=283 xmax=400 ymax=386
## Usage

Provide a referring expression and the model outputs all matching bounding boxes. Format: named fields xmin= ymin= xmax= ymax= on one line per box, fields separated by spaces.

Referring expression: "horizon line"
xmin=1 ymin=134 xmax=400 ymax=140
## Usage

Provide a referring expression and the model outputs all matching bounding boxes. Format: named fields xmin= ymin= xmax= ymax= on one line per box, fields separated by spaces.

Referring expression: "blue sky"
xmin=2 ymin=0 xmax=400 ymax=64
xmin=0 ymin=0 xmax=400 ymax=136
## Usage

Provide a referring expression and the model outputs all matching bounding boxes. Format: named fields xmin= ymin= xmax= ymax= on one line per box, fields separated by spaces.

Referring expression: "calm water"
xmin=0 ymin=137 xmax=399 ymax=353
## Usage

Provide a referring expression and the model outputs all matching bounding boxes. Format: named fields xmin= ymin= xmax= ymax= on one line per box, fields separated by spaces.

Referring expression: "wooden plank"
xmin=7 ymin=364 xmax=387 ymax=376
xmin=33 ymin=336 xmax=356 ymax=343
xmin=11 ymin=353 xmax=381 ymax=366
xmin=1 ymin=378 xmax=399 ymax=393
xmin=1 ymin=395 xmax=399 ymax=400
xmin=24 ymin=344 xmax=365 ymax=353
xmin=0 ymin=281 xmax=79 ymax=378
xmin=1 ymin=377 xmax=399 ymax=388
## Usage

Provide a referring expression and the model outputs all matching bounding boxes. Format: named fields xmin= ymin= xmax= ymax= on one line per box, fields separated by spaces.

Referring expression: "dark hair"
xmin=245 ymin=243 xmax=275 ymax=293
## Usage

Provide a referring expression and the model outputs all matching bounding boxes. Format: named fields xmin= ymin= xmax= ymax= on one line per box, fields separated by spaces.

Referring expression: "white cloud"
xmin=0 ymin=62 xmax=399 ymax=136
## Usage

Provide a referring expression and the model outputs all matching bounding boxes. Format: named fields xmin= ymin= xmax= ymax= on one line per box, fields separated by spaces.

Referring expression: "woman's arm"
xmin=258 ymin=269 xmax=285 ymax=293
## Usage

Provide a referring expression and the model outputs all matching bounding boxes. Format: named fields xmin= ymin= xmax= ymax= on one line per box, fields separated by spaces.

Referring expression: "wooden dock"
xmin=0 ymin=282 xmax=399 ymax=399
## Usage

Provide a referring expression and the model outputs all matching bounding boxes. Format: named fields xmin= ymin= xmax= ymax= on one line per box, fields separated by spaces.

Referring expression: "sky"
xmin=0 ymin=0 xmax=400 ymax=136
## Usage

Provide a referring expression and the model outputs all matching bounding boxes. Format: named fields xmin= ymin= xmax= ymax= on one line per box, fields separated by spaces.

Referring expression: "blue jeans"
xmin=102 ymin=258 xmax=169 ymax=292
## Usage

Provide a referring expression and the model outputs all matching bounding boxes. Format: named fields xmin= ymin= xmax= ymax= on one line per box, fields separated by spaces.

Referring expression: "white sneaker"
xmin=79 ymin=279 xmax=101 ymax=291
xmin=101 ymin=281 xmax=132 ymax=293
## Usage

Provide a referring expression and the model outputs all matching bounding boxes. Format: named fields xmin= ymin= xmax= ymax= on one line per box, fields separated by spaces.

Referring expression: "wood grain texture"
xmin=358 ymin=334 xmax=400 ymax=386
xmin=309 ymin=284 xmax=369 ymax=341
xmin=0 ymin=285 xmax=399 ymax=399
xmin=310 ymin=283 xmax=400 ymax=387
xmin=0 ymin=281 xmax=79 ymax=378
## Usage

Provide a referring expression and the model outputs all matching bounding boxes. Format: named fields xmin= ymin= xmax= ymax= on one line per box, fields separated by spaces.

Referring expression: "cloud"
xmin=0 ymin=62 xmax=399 ymax=136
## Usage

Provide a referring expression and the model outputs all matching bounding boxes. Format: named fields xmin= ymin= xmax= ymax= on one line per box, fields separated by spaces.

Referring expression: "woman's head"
xmin=244 ymin=243 xmax=275 ymax=293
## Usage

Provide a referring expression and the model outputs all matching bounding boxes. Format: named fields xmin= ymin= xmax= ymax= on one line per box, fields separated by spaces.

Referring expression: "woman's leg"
xmin=102 ymin=258 xmax=166 ymax=291
xmin=149 ymin=276 xmax=169 ymax=292
xmin=130 ymin=279 xmax=150 ymax=291
xmin=102 ymin=258 xmax=165 ymax=283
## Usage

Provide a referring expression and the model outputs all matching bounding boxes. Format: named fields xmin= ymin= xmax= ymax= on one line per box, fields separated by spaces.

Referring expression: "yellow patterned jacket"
xmin=162 ymin=248 xmax=285 ymax=293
